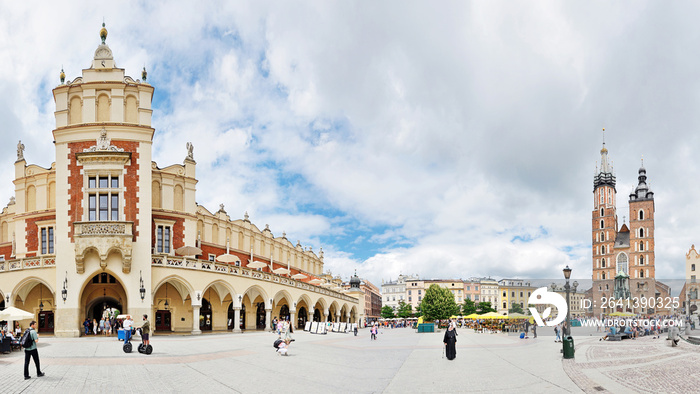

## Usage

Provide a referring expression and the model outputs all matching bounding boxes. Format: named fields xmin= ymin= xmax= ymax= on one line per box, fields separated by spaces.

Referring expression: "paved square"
xmin=1 ymin=326 xmax=697 ymax=393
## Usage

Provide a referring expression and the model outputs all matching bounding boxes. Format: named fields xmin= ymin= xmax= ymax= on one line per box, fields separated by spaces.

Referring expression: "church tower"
xmin=627 ymin=163 xmax=655 ymax=281
xmin=592 ymin=137 xmax=617 ymax=283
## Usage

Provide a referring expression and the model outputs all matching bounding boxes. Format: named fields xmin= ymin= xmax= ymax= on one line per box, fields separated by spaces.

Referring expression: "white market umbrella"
xmin=247 ymin=260 xmax=268 ymax=270
xmin=216 ymin=254 xmax=240 ymax=263
xmin=0 ymin=306 xmax=34 ymax=320
xmin=175 ymin=246 xmax=202 ymax=256
xmin=273 ymin=267 xmax=291 ymax=275
xmin=309 ymin=279 xmax=323 ymax=285
xmin=291 ymin=273 xmax=307 ymax=280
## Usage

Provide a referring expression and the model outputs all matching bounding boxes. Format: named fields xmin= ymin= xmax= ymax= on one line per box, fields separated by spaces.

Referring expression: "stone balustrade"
xmin=0 ymin=255 xmax=56 ymax=272
xmin=151 ymin=254 xmax=356 ymax=302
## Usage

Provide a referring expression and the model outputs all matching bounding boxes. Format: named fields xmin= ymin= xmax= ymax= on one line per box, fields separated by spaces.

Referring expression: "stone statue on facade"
xmin=186 ymin=142 xmax=194 ymax=161
xmin=17 ymin=140 xmax=25 ymax=161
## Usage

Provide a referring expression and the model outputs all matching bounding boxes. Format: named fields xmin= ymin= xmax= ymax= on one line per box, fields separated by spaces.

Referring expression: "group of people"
xmin=272 ymin=316 xmax=294 ymax=356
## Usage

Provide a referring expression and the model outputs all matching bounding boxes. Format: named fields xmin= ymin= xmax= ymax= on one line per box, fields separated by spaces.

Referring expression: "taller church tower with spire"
xmin=591 ymin=135 xmax=669 ymax=317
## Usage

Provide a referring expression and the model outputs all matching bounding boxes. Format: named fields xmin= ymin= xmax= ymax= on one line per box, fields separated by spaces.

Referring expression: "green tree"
xmin=508 ymin=302 xmax=524 ymax=314
xmin=420 ymin=284 xmax=459 ymax=321
xmin=381 ymin=305 xmax=395 ymax=319
xmin=414 ymin=302 xmax=422 ymax=317
xmin=462 ymin=298 xmax=476 ymax=315
xmin=396 ymin=301 xmax=413 ymax=318
xmin=477 ymin=301 xmax=496 ymax=313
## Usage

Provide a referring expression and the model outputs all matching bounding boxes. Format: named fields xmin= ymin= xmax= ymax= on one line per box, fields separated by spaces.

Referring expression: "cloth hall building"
xmin=0 ymin=26 xmax=362 ymax=337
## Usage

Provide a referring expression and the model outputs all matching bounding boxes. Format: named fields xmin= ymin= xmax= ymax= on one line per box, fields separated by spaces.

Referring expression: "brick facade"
xmin=25 ymin=215 xmax=56 ymax=253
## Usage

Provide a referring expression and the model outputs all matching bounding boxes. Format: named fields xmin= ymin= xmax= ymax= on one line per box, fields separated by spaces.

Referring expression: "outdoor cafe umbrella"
xmin=175 ymin=246 xmax=202 ymax=256
xmin=0 ymin=306 xmax=34 ymax=321
xmin=508 ymin=312 xmax=529 ymax=319
xmin=480 ymin=312 xmax=505 ymax=319
xmin=309 ymin=278 xmax=323 ymax=285
xmin=216 ymin=254 xmax=240 ymax=263
xmin=273 ymin=267 xmax=291 ymax=275
xmin=291 ymin=273 xmax=307 ymax=280
xmin=465 ymin=313 xmax=480 ymax=319
xmin=247 ymin=260 xmax=268 ymax=269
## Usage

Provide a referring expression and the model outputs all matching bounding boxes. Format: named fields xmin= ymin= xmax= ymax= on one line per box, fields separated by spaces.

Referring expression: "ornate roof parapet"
xmin=83 ymin=128 xmax=124 ymax=152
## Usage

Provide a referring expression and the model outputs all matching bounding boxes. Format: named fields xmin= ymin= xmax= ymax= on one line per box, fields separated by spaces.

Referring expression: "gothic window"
xmin=601 ymin=258 xmax=606 ymax=268
xmin=87 ymin=175 xmax=120 ymax=221
xmin=640 ymin=269 xmax=645 ymax=278
xmin=639 ymin=241 xmax=644 ymax=251
xmin=639 ymin=210 xmax=644 ymax=220
xmin=600 ymin=208 xmax=604 ymax=216
xmin=601 ymin=231 xmax=605 ymax=241
xmin=639 ymin=256 xmax=644 ymax=265
xmin=600 ymin=220 xmax=604 ymax=229
xmin=692 ymin=264 xmax=696 ymax=272
xmin=616 ymin=253 xmax=628 ymax=275
xmin=602 ymin=272 xmax=606 ymax=280
xmin=639 ymin=228 xmax=644 ymax=238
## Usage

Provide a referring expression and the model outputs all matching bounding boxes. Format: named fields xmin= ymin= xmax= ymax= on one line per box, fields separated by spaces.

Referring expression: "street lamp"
xmin=62 ymin=271 xmax=68 ymax=303
xmin=563 ymin=265 xmax=572 ymax=336
xmin=139 ymin=271 xmax=146 ymax=301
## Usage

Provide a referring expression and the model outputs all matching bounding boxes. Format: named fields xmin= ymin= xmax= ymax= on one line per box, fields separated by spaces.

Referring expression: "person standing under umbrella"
xmin=443 ymin=324 xmax=457 ymax=360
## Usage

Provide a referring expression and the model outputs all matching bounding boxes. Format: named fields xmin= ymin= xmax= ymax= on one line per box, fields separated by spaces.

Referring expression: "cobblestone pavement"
xmin=3 ymin=326 xmax=693 ymax=393
xmin=562 ymin=326 xmax=700 ymax=393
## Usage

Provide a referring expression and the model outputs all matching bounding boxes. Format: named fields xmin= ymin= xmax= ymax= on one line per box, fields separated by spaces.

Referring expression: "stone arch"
xmin=296 ymin=294 xmax=313 ymax=311
xmin=152 ymin=180 xmax=161 ymax=208
xmin=125 ymin=94 xmax=138 ymax=123
xmin=48 ymin=181 xmax=56 ymax=209
xmin=12 ymin=276 xmax=55 ymax=304
xmin=272 ymin=289 xmax=293 ymax=320
xmin=69 ymin=95 xmax=82 ymax=124
xmin=26 ymin=185 xmax=36 ymax=211
xmin=202 ymin=280 xmax=236 ymax=307
xmin=243 ymin=284 xmax=270 ymax=308
xmin=97 ymin=93 xmax=110 ymax=122
xmin=152 ymin=275 xmax=195 ymax=305
xmin=212 ymin=224 xmax=219 ymax=245
xmin=174 ymin=184 xmax=184 ymax=211
xmin=350 ymin=305 xmax=358 ymax=323
xmin=78 ymin=269 xmax=129 ymax=326
xmin=329 ymin=300 xmax=340 ymax=321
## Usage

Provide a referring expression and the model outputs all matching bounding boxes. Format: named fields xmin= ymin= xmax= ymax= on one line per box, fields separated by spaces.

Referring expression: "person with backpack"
xmin=22 ymin=320 xmax=44 ymax=380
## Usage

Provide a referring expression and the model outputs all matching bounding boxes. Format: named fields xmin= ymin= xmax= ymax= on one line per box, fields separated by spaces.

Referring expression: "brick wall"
xmin=67 ymin=140 xmax=140 ymax=241
xmin=25 ymin=215 xmax=56 ymax=253
xmin=152 ymin=214 xmax=185 ymax=251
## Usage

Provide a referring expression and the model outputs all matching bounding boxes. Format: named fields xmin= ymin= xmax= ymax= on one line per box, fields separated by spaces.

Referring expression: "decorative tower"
xmin=592 ymin=134 xmax=617 ymax=284
xmin=627 ymin=162 xmax=656 ymax=294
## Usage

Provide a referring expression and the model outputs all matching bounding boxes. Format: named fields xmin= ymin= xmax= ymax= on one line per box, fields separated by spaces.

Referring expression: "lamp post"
xmin=563 ymin=265 xmax=572 ymax=336
xmin=139 ymin=271 xmax=146 ymax=301
xmin=62 ymin=272 xmax=68 ymax=303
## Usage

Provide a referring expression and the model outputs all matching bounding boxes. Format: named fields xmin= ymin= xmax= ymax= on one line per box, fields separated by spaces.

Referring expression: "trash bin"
xmin=563 ymin=335 xmax=575 ymax=359
xmin=117 ymin=328 xmax=126 ymax=341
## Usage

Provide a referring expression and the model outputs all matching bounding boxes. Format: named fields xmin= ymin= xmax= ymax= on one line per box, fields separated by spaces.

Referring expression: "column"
xmin=308 ymin=311 xmax=313 ymax=323
xmin=324 ymin=311 xmax=329 ymax=322
xmin=192 ymin=305 xmax=202 ymax=335
xmin=6 ymin=294 xmax=13 ymax=337
xmin=232 ymin=307 xmax=241 ymax=333
xmin=336 ymin=313 xmax=340 ymax=323
xmin=265 ymin=308 xmax=272 ymax=331
xmin=290 ymin=310 xmax=296 ymax=330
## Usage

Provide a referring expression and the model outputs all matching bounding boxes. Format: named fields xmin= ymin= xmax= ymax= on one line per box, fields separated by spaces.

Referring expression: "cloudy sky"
xmin=1 ymin=1 xmax=699 ymax=288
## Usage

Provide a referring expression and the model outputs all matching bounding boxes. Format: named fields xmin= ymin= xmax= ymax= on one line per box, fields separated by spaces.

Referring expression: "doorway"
xmin=297 ymin=306 xmax=307 ymax=329
xmin=38 ymin=311 xmax=54 ymax=333
xmin=200 ymin=298 xmax=212 ymax=331
xmin=256 ymin=302 xmax=266 ymax=329
xmin=155 ymin=310 xmax=171 ymax=331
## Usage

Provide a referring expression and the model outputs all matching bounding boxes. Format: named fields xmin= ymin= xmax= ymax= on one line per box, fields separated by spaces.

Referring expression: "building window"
xmin=520 ymin=292 xmax=523 ymax=297
xmin=503 ymin=302 xmax=507 ymax=309
xmin=600 ymin=231 xmax=605 ymax=241
xmin=639 ymin=256 xmax=644 ymax=265
xmin=600 ymin=208 xmax=604 ymax=216
xmin=601 ymin=245 xmax=606 ymax=254
xmin=600 ymin=220 xmax=604 ymax=229
xmin=639 ymin=210 xmax=644 ymax=220
xmin=475 ymin=295 xmax=479 ymax=301
xmin=640 ymin=269 xmax=644 ymax=278
xmin=408 ymin=297 xmax=412 ymax=302
xmin=639 ymin=241 xmax=644 ymax=251
xmin=466 ymin=286 xmax=470 ymax=291
xmin=208 ymin=254 xmax=215 ymax=262
xmin=156 ymin=225 xmax=171 ymax=254
xmin=418 ymin=296 xmax=421 ymax=301
xmin=693 ymin=264 xmax=696 ymax=272
xmin=602 ymin=272 xmax=606 ymax=280
xmin=475 ymin=286 xmax=478 ymax=291
xmin=418 ymin=290 xmax=421 ymax=295
xmin=639 ymin=228 xmax=644 ymax=238
xmin=40 ymin=227 xmax=54 ymax=254
xmin=503 ymin=291 xmax=507 ymax=297
xmin=87 ymin=175 xmax=120 ymax=221
xmin=408 ymin=290 xmax=412 ymax=295
xmin=602 ymin=258 xmax=606 ymax=268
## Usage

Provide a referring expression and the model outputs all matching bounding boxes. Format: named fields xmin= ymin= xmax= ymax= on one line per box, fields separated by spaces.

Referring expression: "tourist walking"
xmin=99 ymin=318 xmax=105 ymax=336
xmin=22 ymin=320 xmax=44 ymax=380
xmin=92 ymin=318 xmax=98 ymax=335
xmin=554 ymin=324 xmax=561 ymax=342
xmin=532 ymin=323 xmax=537 ymax=338
xmin=443 ymin=324 xmax=457 ymax=360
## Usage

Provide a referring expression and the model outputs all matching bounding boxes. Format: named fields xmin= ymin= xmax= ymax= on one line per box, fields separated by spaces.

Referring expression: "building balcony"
xmin=73 ymin=221 xmax=133 ymax=274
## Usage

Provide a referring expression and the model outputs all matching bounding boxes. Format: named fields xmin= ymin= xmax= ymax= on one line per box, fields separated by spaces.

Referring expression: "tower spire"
xmin=594 ymin=128 xmax=616 ymax=191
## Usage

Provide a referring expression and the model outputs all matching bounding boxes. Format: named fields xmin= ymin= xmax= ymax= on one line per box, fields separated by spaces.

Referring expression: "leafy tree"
xmin=477 ymin=301 xmax=496 ymax=313
xmin=397 ymin=301 xmax=413 ymax=318
xmin=381 ymin=305 xmax=395 ymax=319
xmin=508 ymin=302 xmax=524 ymax=314
xmin=462 ymin=298 xmax=477 ymax=315
xmin=414 ymin=302 xmax=422 ymax=317
xmin=420 ymin=284 xmax=459 ymax=321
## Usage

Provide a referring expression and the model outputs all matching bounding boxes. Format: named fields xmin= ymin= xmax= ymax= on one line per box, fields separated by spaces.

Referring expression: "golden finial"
xmin=59 ymin=67 xmax=65 ymax=84
xmin=100 ymin=22 xmax=108 ymax=44
xmin=142 ymin=66 xmax=147 ymax=82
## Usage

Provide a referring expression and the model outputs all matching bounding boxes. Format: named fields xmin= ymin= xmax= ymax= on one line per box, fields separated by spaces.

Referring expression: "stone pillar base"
xmin=191 ymin=329 xmax=202 ymax=335
xmin=232 ymin=328 xmax=242 ymax=333
xmin=54 ymin=329 xmax=81 ymax=338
